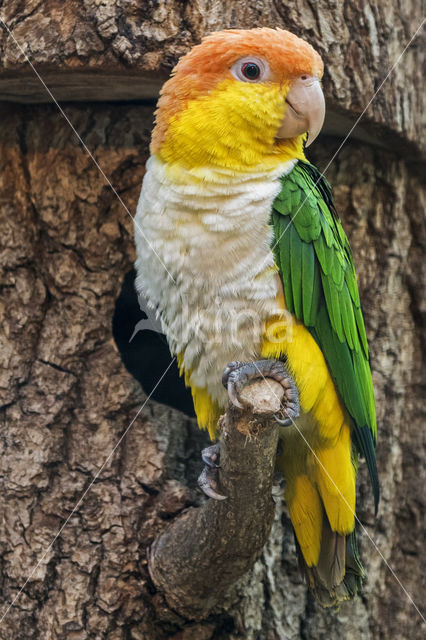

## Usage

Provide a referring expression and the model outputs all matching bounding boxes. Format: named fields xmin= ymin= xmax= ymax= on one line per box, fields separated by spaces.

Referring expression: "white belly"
xmin=134 ymin=156 xmax=295 ymax=405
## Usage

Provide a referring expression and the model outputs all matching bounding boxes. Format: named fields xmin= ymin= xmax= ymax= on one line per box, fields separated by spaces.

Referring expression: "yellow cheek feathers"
xmin=151 ymin=27 xmax=324 ymax=153
xmin=156 ymin=79 xmax=306 ymax=170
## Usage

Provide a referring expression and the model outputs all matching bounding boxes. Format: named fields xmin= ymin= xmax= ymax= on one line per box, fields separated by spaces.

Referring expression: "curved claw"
xmin=274 ymin=414 xmax=293 ymax=427
xmin=198 ymin=467 xmax=227 ymax=501
xmin=222 ymin=361 xmax=245 ymax=389
xmin=227 ymin=376 xmax=245 ymax=410
xmin=201 ymin=484 xmax=228 ymax=501
xmin=274 ymin=388 xmax=300 ymax=426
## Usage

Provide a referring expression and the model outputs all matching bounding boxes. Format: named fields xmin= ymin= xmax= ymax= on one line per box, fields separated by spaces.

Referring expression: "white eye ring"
xmin=230 ymin=56 xmax=270 ymax=83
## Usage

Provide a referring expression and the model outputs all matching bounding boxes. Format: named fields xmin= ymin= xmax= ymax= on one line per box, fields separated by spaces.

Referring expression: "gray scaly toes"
xmin=222 ymin=359 xmax=299 ymax=426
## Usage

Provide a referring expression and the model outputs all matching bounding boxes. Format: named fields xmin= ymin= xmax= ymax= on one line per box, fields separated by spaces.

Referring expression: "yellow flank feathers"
xmin=261 ymin=293 xmax=346 ymax=447
xmin=159 ymin=79 xmax=306 ymax=171
xmin=262 ymin=295 xmax=356 ymax=565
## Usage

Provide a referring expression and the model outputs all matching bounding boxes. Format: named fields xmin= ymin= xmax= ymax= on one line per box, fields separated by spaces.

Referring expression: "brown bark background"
xmin=0 ymin=2 xmax=425 ymax=639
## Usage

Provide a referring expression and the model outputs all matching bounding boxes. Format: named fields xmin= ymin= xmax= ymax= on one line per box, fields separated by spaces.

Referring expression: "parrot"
xmin=133 ymin=27 xmax=378 ymax=606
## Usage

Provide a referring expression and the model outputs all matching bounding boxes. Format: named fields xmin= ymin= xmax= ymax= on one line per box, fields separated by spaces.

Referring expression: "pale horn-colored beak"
xmin=276 ymin=76 xmax=325 ymax=147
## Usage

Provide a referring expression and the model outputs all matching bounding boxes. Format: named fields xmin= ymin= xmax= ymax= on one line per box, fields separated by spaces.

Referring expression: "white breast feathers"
xmin=134 ymin=155 xmax=296 ymax=405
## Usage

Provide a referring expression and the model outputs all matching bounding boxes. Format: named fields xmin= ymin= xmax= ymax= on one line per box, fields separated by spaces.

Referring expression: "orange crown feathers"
xmin=151 ymin=28 xmax=324 ymax=152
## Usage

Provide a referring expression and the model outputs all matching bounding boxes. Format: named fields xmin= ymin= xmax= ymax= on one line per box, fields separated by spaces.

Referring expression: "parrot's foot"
xmin=222 ymin=359 xmax=299 ymax=426
xmin=198 ymin=443 xmax=227 ymax=501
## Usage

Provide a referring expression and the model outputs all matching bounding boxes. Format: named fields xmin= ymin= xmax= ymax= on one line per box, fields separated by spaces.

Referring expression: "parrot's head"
xmin=151 ymin=28 xmax=324 ymax=171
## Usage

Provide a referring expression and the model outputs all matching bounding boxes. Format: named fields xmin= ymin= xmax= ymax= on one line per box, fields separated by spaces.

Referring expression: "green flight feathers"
xmin=271 ymin=161 xmax=379 ymax=510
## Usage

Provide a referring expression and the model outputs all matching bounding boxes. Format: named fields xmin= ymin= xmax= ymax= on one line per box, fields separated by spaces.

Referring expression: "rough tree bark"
xmin=0 ymin=2 xmax=425 ymax=640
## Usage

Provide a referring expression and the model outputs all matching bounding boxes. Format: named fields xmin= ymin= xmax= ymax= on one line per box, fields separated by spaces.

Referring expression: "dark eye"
xmin=241 ymin=62 xmax=260 ymax=80
xmin=231 ymin=57 xmax=269 ymax=83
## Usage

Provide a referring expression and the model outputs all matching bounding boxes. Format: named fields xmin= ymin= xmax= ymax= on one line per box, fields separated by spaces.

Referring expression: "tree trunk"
xmin=0 ymin=2 xmax=424 ymax=639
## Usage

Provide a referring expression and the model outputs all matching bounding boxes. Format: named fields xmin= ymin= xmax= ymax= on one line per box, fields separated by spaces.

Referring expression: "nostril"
xmin=300 ymin=75 xmax=309 ymax=81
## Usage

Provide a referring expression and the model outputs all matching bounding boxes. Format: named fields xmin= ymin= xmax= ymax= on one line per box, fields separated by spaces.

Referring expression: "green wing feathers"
xmin=272 ymin=161 xmax=379 ymax=510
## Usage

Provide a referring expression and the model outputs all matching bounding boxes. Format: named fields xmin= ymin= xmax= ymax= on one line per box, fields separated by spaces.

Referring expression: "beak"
xmin=276 ymin=76 xmax=325 ymax=147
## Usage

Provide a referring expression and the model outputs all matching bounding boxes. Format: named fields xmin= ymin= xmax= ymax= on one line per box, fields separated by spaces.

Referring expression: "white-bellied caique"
xmin=134 ymin=27 xmax=378 ymax=606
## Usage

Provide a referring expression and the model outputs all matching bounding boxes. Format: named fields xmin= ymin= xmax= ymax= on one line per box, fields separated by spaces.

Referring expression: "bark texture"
xmin=0 ymin=2 xmax=425 ymax=640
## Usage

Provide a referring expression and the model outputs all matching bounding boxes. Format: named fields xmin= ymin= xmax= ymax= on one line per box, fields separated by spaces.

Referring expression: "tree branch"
xmin=148 ymin=376 xmax=285 ymax=620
